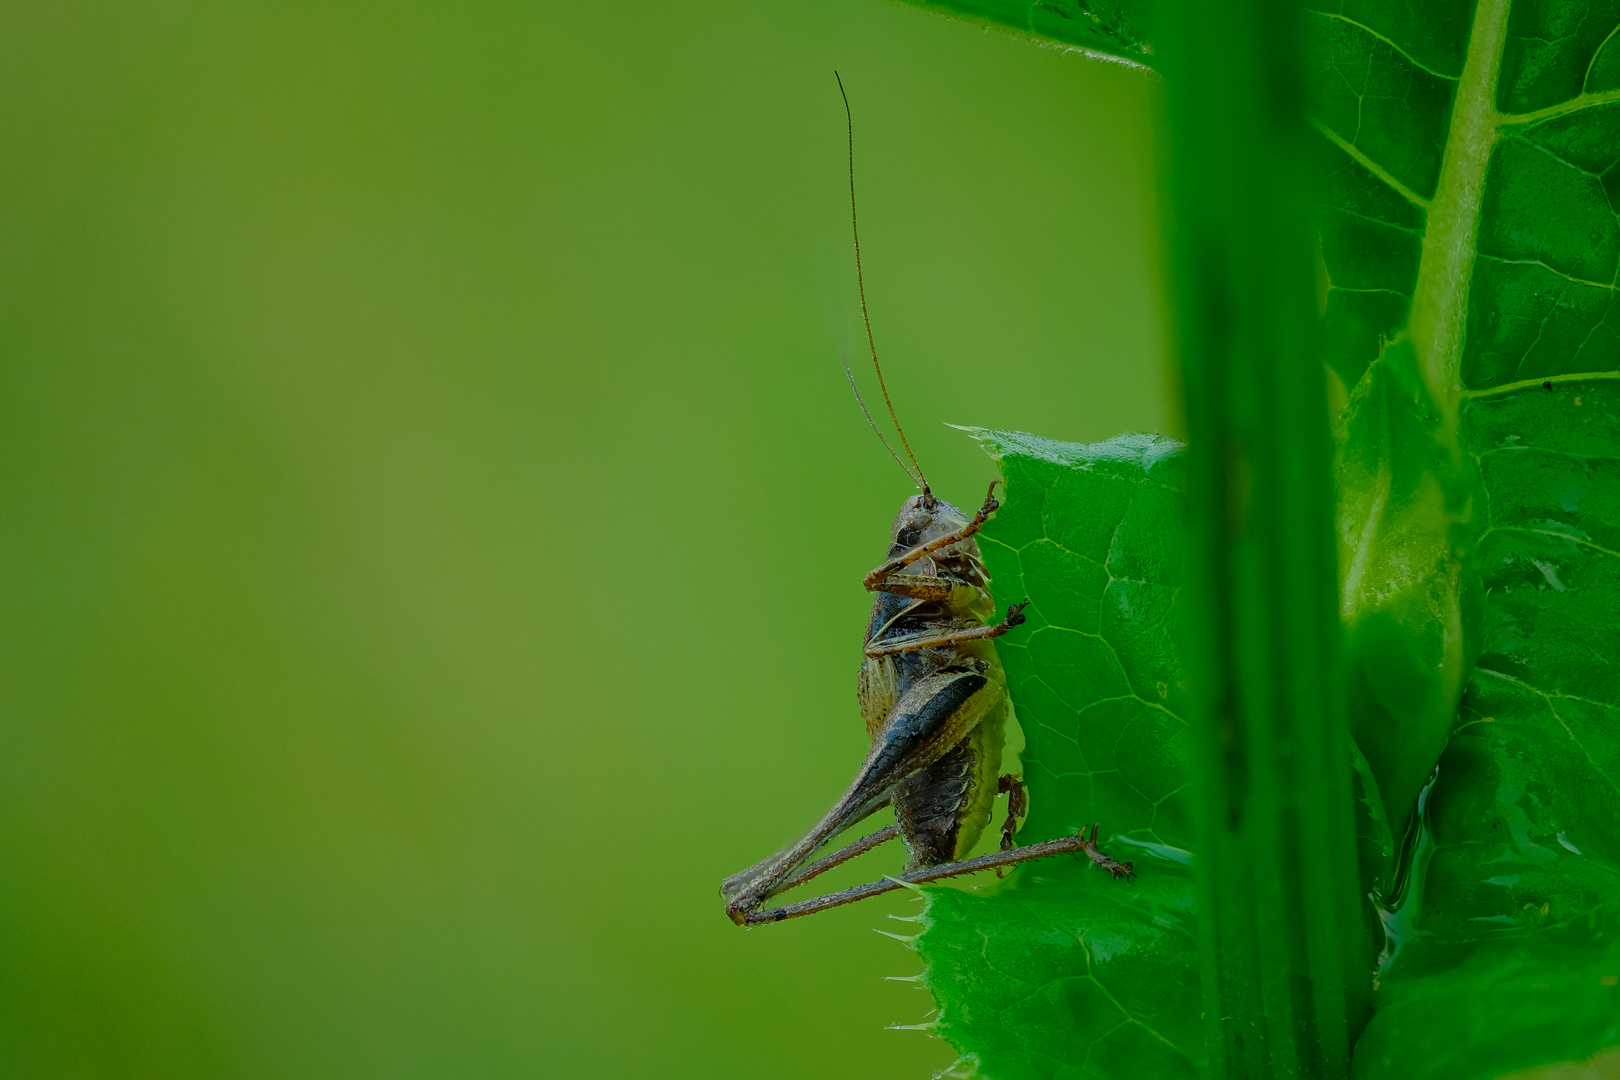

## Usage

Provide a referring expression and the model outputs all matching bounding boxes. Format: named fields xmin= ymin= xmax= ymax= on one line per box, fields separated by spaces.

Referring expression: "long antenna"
xmin=842 ymin=357 xmax=917 ymax=485
xmin=835 ymin=71 xmax=929 ymax=495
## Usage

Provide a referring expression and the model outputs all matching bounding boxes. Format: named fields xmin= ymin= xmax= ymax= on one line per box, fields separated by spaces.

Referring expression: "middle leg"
xmin=864 ymin=602 xmax=1029 ymax=658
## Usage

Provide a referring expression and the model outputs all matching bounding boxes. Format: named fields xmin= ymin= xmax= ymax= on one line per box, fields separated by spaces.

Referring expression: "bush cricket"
xmin=720 ymin=75 xmax=1133 ymax=928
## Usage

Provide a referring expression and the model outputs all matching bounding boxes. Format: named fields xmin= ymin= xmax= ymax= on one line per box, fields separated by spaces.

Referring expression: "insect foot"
xmin=977 ymin=479 xmax=1002 ymax=518
xmin=1079 ymin=823 xmax=1136 ymax=880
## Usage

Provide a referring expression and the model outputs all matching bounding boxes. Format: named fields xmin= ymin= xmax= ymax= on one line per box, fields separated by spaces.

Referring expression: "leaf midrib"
xmin=1408 ymin=0 xmax=1512 ymax=418
xmin=1462 ymin=371 xmax=1620 ymax=397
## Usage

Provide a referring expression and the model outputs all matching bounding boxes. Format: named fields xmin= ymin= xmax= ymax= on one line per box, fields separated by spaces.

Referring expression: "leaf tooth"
xmin=885 ymin=1020 xmax=939 ymax=1032
xmin=934 ymin=1059 xmax=980 ymax=1080
xmin=874 ymin=928 xmax=919 ymax=947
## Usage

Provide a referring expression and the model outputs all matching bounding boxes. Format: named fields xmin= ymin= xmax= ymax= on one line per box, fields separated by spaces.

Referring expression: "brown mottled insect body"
xmin=717 ymin=75 xmax=1132 ymax=928
xmin=863 ymin=494 xmax=1007 ymax=870
xmin=720 ymin=487 xmax=1133 ymax=927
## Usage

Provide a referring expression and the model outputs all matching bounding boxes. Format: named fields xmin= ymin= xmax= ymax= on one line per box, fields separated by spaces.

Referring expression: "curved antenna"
xmin=843 ymin=357 xmax=919 ymax=485
xmin=835 ymin=71 xmax=930 ymax=495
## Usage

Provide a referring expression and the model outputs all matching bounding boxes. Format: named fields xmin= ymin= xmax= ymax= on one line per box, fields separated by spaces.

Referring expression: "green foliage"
xmin=915 ymin=430 xmax=1199 ymax=1080
xmin=1334 ymin=1 xmax=1620 ymax=1071
xmin=921 ymin=872 xmax=1199 ymax=1080
xmin=1352 ymin=941 xmax=1620 ymax=1080
xmin=1353 ymin=379 xmax=1620 ymax=1078
xmin=1466 ymin=105 xmax=1620 ymax=386
xmin=965 ymin=431 xmax=1189 ymax=852
xmin=902 ymin=0 xmax=1620 ymax=1075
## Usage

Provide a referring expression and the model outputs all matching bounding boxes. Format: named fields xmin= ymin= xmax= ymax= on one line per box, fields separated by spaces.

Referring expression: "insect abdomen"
xmin=894 ymin=740 xmax=976 ymax=868
xmin=894 ymin=697 xmax=1006 ymax=867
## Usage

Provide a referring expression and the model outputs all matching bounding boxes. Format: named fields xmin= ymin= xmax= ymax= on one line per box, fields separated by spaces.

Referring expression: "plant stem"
xmin=1162 ymin=0 xmax=1368 ymax=1074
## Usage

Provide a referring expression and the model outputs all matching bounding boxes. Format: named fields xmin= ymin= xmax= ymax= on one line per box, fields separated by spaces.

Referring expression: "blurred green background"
xmin=0 ymin=2 xmax=1164 ymax=1077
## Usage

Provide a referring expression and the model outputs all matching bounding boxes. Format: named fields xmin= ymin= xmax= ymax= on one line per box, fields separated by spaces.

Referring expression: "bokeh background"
xmin=0 ymin=2 xmax=1166 ymax=1077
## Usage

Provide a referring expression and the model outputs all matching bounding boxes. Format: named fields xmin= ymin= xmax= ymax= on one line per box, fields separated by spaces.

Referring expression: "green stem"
xmin=1164 ymin=0 xmax=1368 ymax=1074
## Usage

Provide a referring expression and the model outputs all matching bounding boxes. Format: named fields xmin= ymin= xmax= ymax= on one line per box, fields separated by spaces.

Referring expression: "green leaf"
xmin=894 ymin=0 xmax=1158 ymax=68
xmin=903 ymin=0 xmax=1620 ymax=1074
xmin=1231 ymin=0 xmax=1620 ymax=1068
xmin=1353 ymin=938 xmax=1620 ymax=1078
xmin=1313 ymin=0 xmax=1620 ymax=1070
xmin=1354 ymin=379 xmax=1620 ymax=1079
xmin=921 ymin=872 xmax=1200 ymax=1080
xmin=915 ymin=430 xmax=1199 ymax=1080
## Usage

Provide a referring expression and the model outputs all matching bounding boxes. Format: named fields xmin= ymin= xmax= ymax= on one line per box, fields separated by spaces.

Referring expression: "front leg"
xmin=863 ymin=481 xmax=1001 ymax=592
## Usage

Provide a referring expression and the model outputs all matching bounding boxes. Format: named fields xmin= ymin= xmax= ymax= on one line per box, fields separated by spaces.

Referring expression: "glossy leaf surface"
xmin=1353 ymin=379 xmax=1620 ymax=1079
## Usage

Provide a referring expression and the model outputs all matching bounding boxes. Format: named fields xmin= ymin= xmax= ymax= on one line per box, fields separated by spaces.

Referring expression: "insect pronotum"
xmin=720 ymin=74 xmax=1133 ymax=927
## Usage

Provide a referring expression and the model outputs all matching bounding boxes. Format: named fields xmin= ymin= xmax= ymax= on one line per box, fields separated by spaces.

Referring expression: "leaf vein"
xmin=1308 ymin=11 xmax=1461 ymax=82
xmin=1476 ymin=253 xmax=1618 ymax=293
xmin=1312 ymin=116 xmax=1433 ymax=209
xmin=1498 ymin=86 xmax=1620 ymax=126
xmin=1461 ymin=371 xmax=1620 ymax=397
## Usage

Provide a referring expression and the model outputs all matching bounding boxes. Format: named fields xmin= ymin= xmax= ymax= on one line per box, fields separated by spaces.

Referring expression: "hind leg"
xmin=735 ymin=825 xmax=1134 ymax=925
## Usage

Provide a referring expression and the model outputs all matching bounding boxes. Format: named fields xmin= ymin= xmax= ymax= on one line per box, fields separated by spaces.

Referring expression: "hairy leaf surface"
xmin=915 ymin=430 xmax=1197 ymax=1080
